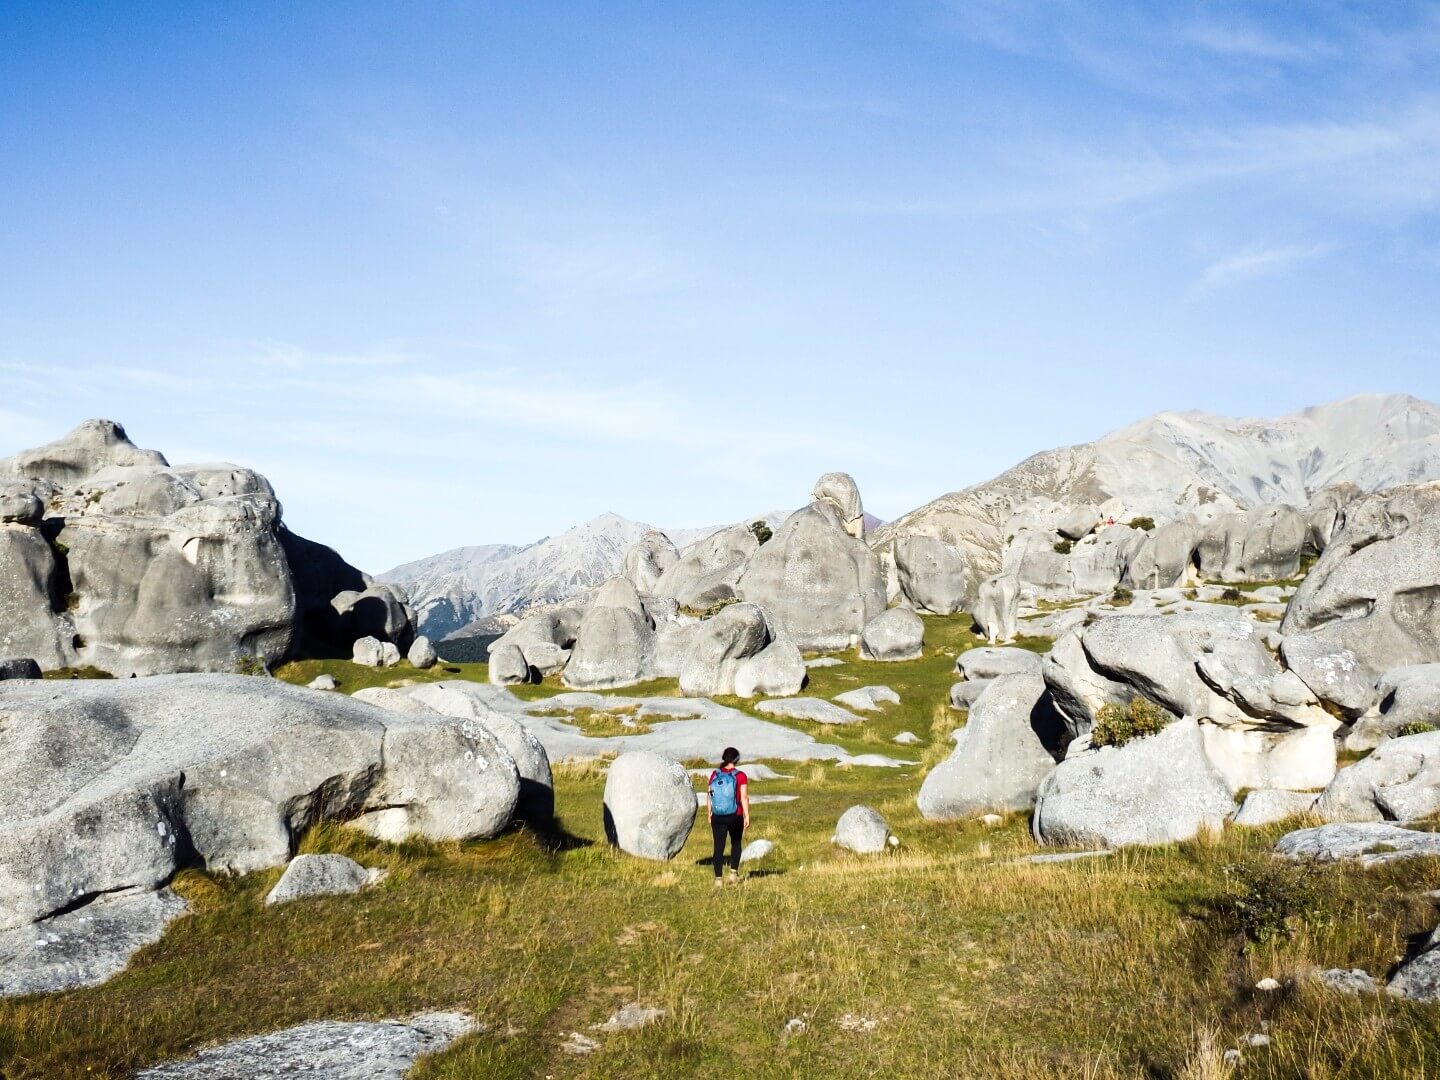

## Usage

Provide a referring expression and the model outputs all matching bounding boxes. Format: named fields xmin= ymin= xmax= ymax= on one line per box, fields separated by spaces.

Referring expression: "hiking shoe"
xmin=727 ymin=869 xmax=740 ymax=883
xmin=713 ymin=877 xmax=724 ymax=887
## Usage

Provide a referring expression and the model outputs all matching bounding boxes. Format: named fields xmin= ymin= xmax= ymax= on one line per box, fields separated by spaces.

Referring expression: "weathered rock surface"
xmin=956 ymin=647 xmax=1041 ymax=681
xmin=0 ymin=676 xmax=519 ymax=967
xmin=1282 ymin=484 xmax=1440 ymax=712
xmin=653 ymin=525 xmax=757 ymax=611
xmin=1231 ymin=789 xmax=1318 ymax=827
xmin=1345 ymin=665 xmax=1440 ymax=750
xmin=739 ymin=838 xmax=775 ymax=864
xmin=1314 ymin=968 xmax=1381 ymax=995
xmin=756 ymin=698 xmax=865 ymax=726
xmin=732 ymin=638 xmax=806 ymax=698
xmin=918 ymin=673 xmax=1061 ymax=820
xmin=0 ymin=888 xmax=187 ymax=998
xmin=812 ymin=472 xmax=865 ymax=538
xmin=833 ymin=685 xmax=900 ymax=712
xmin=736 ymin=499 xmax=884 ymax=651
xmin=1389 ymin=929 xmax=1440 ymax=1002
xmin=135 ymin=1012 xmax=479 ymax=1079
xmin=832 ymin=805 xmax=891 ymax=853
xmin=1040 ymin=629 xmax=1135 ymax=739
xmin=1313 ymin=731 xmax=1440 ymax=822
xmin=623 ymin=530 xmax=680 ymax=594
xmin=353 ymin=636 xmax=401 ymax=668
xmin=563 ymin=577 xmax=654 ymax=689
xmin=949 ymin=679 xmax=993 ymax=710
xmin=602 ymin=751 xmax=696 ymax=860
xmin=859 ymin=607 xmax=924 ymax=662
xmin=407 ymin=635 xmax=438 ymax=670
xmin=0 ymin=657 xmax=41 ymax=680
xmin=307 ymin=673 xmax=338 ymax=690
xmin=488 ymin=642 xmax=532 ymax=685
xmin=1124 ymin=521 xmax=1200 ymax=590
xmin=1274 ymin=822 xmax=1440 ymax=864
xmin=893 ymin=534 xmax=969 ymax=615
xmin=264 ymin=854 xmax=383 ymax=906
xmin=678 ymin=602 xmax=768 ymax=696
xmin=971 ymin=572 xmax=1020 ymax=644
xmin=1033 ymin=718 xmax=1235 ymax=847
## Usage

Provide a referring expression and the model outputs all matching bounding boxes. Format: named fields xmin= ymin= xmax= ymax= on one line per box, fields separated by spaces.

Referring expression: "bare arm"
xmin=740 ymin=781 xmax=750 ymax=830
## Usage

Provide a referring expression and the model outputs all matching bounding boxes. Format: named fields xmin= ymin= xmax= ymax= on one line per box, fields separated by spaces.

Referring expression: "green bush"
xmin=234 ymin=655 xmax=269 ymax=677
xmin=1221 ymin=587 xmax=1244 ymax=602
xmin=749 ymin=520 xmax=773 ymax=545
xmin=1110 ymin=587 xmax=1133 ymax=606
xmin=1218 ymin=860 xmax=1332 ymax=946
xmin=1091 ymin=697 xmax=1172 ymax=748
xmin=1053 ymin=539 xmax=1073 ymax=555
xmin=682 ymin=596 xmax=742 ymax=619
xmin=1397 ymin=721 xmax=1437 ymax=738
xmin=1127 ymin=516 xmax=1156 ymax=532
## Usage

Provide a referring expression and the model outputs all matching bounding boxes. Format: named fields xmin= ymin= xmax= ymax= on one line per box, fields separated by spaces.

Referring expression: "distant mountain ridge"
xmin=872 ymin=393 xmax=1440 ymax=577
xmin=380 ymin=511 xmax=781 ymax=640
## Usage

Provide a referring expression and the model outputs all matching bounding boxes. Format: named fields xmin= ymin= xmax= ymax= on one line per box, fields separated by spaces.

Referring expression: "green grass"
xmin=8 ymin=615 xmax=1440 ymax=1078
xmin=272 ymin=658 xmax=490 ymax=694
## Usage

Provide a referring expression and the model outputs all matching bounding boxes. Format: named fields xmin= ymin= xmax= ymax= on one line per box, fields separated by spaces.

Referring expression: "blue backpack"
xmin=709 ymin=769 xmax=739 ymax=815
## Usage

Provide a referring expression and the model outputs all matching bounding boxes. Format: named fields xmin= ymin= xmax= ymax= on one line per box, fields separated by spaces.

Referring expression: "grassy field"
xmin=4 ymin=616 xmax=1440 ymax=1078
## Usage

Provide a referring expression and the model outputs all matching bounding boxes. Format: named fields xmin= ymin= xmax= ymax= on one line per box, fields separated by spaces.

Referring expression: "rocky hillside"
xmin=873 ymin=393 xmax=1440 ymax=578
xmin=381 ymin=512 xmax=785 ymax=640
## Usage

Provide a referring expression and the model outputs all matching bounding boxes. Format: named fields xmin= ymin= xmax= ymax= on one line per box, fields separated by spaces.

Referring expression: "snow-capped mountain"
xmin=872 ymin=393 xmax=1440 ymax=575
xmin=380 ymin=511 xmax=779 ymax=640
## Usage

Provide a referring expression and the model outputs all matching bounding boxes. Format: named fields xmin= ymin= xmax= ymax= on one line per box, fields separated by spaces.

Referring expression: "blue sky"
xmin=3 ymin=2 xmax=1439 ymax=572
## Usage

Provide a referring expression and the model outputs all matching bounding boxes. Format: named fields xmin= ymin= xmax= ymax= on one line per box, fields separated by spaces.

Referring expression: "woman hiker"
xmin=707 ymin=746 xmax=750 ymax=885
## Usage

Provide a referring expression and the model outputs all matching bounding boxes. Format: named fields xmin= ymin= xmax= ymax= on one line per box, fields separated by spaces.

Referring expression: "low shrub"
xmin=1397 ymin=721 xmax=1437 ymax=738
xmin=749 ymin=520 xmax=773 ymax=545
xmin=1218 ymin=860 xmax=1332 ymax=946
xmin=1091 ymin=697 xmax=1172 ymax=748
xmin=1053 ymin=539 xmax=1073 ymax=555
xmin=234 ymin=655 xmax=269 ymax=677
xmin=1127 ymin=516 xmax=1156 ymax=532
xmin=1221 ymin=587 xmax=1244 ymax=602
xmin=1110 ymin=586 xmax=1133 ymax=606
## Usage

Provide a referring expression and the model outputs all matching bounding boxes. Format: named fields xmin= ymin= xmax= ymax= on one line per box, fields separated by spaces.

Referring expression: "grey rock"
xmin=564 ymin=578 xmax=655 ymax=689
xmin=1056 ymin=504 xmax=1100 ymax=542
xmin=1280 ymin=636 xmax=1378 ymax=719
xmin=733 ymin=638 xmax=806 ymax=698
xmin=136 ymin=1012 xmax=478 ymax=1079
xmin=1282 ymin=484 xmax=1440 ymax=713
xmin=894 ymin=534 xmax=970 ymax=615
xmin=488 ymin=608 xmax=582 ymax=669
xmin=859 ymin=607 xmax=924 ymax=662
xmin=602 ymin=751 xmax=696 ymax=860
xmin=407 ymin=635 xmax=438 ymax=670
xmin=488 ymin=642 xmax=532 ymax=685
xmin=0 ymin=485 xmax=43 ymax=526
xmin=1389 ymin=930 xmax=1440 ymax=1002
xmin=1314 ymin=968 xmax=1380 ymax=995
xmin=739 ymin=838 xmax=775 ymax=864
xmin=0 ymin=658 xmax=41 ymax=680
xmin=1232 ymin=788 xmax=1318 ymax=826
xmin=1200 ymin=506 xmax=1310 ymax=582
xmin=264 ymin=854 xmax=382 ymax=906
xmin=1124 ymin=521 xmax=1201 ymax=590
xmin=1346 ymin=665 xmax=1440 ymax=750
xmin=1033 ymin=718 xmax=1236 ymax=847
xmin=949 ymin=679 xmax=994 ymax=710
xmin=918 ymin=672 xmax=1061 ymax=820
xmin=971 ymin=572 xmax=1020 ymax=645
xmin=1025 ymin=850 xmax=1114 ymax=864
xmin=832 ymin=805 xmax=890 ymax=853
xmin=330 ymin=585 xmax=416 ymax=654
xmin=1040 ymin=628 xmax=1135 ymax=739
xmin=678 ymin=602 xmax=769 ymax=696
xmin=653 ymin=525 xmax=757 ymax=611
xmin=0 ymin=524 xmax=70 ymax=669
xmin=1067 ymin=527 xmax=1146 ymax=595
xmin=0 ymin=888 xmax=187 ymax=997
xmin=812 ymin=471 xmax=865 ymax=538
xmin=0 ymin=419 xmax=166 ymax=484
xmin=736 ymin=502 xmax=885 ymax=651
xmin=757 ymin=698 xmax=865 ymax=726
xmin=353 ymin=636 xmax=401 ymax=668
xmin=594 ymin=1003 xmax=665 ymax=1031
xmin=834 ymin=685 xmax=900 ymax=712
xmin=892 ymin=731 xmax=921 ymax=745
xmin=561 ymin=1032 xmax=600 ymax=1056
xmin=1314 ymin=731 xmax=1440 ymax=822
xmin=623 ymin=530 xmax=680 ymax=594
xmin=1274 ymin=822 xmax=1440 ymax=864
xmin=956 ymin=647 xmax=1041 ymax=681
xmin=307 ymin=674 xmax=338 ymax=690
xmin=805 ymin=656 xmax=845 ymax=668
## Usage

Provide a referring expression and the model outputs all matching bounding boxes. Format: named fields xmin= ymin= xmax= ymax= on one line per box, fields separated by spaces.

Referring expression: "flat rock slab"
xmin=265 ymin=854 xmax=385 ymax=906
xmin=137 ymin=1012 xmax=477 ymax=1079
xmin=1275 ymin=822 xmax=1440 ymax=865
xmin=0 ymin=888 xmax=187 ymax=998
xmin=756 ymin=698 xmax=865 ymax=726
xmin=833 ymin=686 xmax=900 ymax=712
xmin=592 ymin=1004 xmax=665 ymax=1032
xmin=804 ymin=657 xmax=845 ymax=668
xmin=739 ymin=839 xmax=775 ymax=864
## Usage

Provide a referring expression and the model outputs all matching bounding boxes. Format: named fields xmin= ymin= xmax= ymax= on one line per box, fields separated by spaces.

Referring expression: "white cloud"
xmin=1181 ymin=20 xmax=1334 ymax=63
xmin=1191 ymin=242 xmax=1335 ymax=295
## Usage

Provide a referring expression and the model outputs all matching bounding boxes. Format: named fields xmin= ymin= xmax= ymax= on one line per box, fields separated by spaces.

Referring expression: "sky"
xmin=3 ymin=2 xmax=1440 ymax=572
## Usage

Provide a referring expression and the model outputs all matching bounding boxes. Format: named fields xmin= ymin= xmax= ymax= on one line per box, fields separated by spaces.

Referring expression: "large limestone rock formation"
xmin=602 ymin=751 xmax=696 ymax=860
xmin=917 ymin=673 xmax=1062 ymax=820
xmin=563 ymin=576 xmax=655 ymax=689
xmin=971 ymin=572 xmax=1020 ymax=644
xmin=0 ymin=675 xmax=520 ymax=994
xmin=1033 ymin=718 xmax=1236 ymax=848
xmin=652 ymin=525 xmax=757 ymax=611
xmin=623 ymin=530 xmax=680 ymax=594
xmin=812 ymin=472 xmax=865 ymax=539
xmin=678 ymin=602 xmax=770 ymax=696
xmin=0 ymin=420 xmax=414 ymax=675
xmin=737 ymin=498 xmax=885 ymax=651
xmin=893 ymin=534 xmax=970 ymax=615
xmin=1313 ymin=730 xmax=1440 ymax=823
xmin=1282 ymin=483 xmax=1440 ymax=715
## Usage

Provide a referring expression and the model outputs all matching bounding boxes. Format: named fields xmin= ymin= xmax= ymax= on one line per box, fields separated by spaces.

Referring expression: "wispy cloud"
xmin=1181 ymin=20 xmax=1334 ymax=63
xmin=513 ymin=234 xmax=696 ymax=297
xmin=1191 ymin=242 xmax=1335 ymax=295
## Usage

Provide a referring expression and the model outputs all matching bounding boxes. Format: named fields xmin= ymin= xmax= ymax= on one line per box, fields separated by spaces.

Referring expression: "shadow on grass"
xmin=521 ymin=815 xmax=594 ymax=853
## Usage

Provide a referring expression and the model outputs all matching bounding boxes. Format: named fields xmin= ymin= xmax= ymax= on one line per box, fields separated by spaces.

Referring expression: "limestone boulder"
xmin=563 ymin=577 xmax=655 ymax=689
xmin=264 ymin=854 xmax=382 ymax=906
xmin=736 ymin=502 xmax=885 ymax=651
xmin=1281 ymin=484 xmax=1440 ymax=712
xmin=1274 ymin=822 xmax=1440 ymax=864
xmin=1313 ymin=731 xmax=1440 ymax=823
xmin=623 ymin=530 xmax=680 ymax=594
xmin=1124 ymin=521 xmax=1201 ymax=590
xmin=1347 ymin=665 xmax=1440 ymax=750
xmin=1232 ymin=789 xmax=1318 ymax=827
xmin=918 ymin=673 xmax=1062 ymax=820
xmin=859 ymin=607 xmax=923 ymax=662
xmin=653 ymin=525 xmax=757 ymax=611
xmin=488 ymin=608 xmax=582 ymax=675
xmin=1067 ymin=526 xmax=1146 ymax=595
xmin=330 ymin=584 xmax=416 ymax=653
xmin=602 ymin=751 xmax=696 ymax=860
xmin=812 ymin=472 xmax=865 ymax=538
xmin=1389 ymin=929 xmax=1440 ymax=1002
xmin=949 ymin=679 xmax=993 ymax=710
xmin=971 ymin=572 xmax=1020 ymax=645
xmin=733 ymin=638 xmax=806 ymax=698
xmin=833 ymin=685 xmax=900 ymax=712
xmin=678 ymin=602 xmax=769 ymax=696
xmin=353 ymin=636 xmax=400 ymax=668
xmin=832 ymin=805 xmax=891 ymax=853
xmin=488 ymin=643 xmax=532 ymax=685
xmin=894 ymin=534 xmax=970 ymax=615
xmin=1056 ymin=505 xmax=1099 ymax=542
xmin=1032 ymin=718 xmax=1236 ymax=847
xmin=407 ymin=635 xmax=438 ymax=670
xmin=1040 ymin=629 xmax=1135 ymax=740
xmin=957 ymin=647 xmax=1041 ymax=681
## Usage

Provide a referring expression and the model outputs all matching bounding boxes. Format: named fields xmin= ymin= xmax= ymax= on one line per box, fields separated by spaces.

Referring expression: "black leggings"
xmin=711 ymin=813 xmax=743 ymax=876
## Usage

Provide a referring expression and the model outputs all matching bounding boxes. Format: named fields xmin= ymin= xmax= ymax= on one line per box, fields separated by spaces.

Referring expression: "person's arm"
xmin=706 ymin=771 xmax=714 ymax=823
xmin=739 ymin=775 xmax=750 ymax=830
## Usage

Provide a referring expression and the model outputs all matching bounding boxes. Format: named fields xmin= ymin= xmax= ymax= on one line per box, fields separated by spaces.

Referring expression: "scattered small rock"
xmin=1247 ymin=1033 xmax=1271 ymax=1047
xmin=1255 ymin=977 xmax=1282 ymax=992
xmin=892 ymin=731 xmax=921 ymax=745
xmin=836 ymin=1013 xmax=880 ymax=1032
xmin=781 ymin=1017 xmax=807 ymax=1038
xmin=307 ymin=674 xmax=338 ymax=690
xmin=1025 ymin=850 xmax=1113 ymax=864
xmin=980 ymin=814 xmax=1003 ymax=827
xmin=1223 ymin=1049 xmax=1242 ymax=1065
xmin=739 ymin=839 xmax=774 ymax=864
xmin=561 ymin=1032 xmax=600 ymax=1055
xmin=593 ymin=1004 xmax=664 ymax=1032
xmin=833 ymin=806 xmax=892 ymax=854
xmin=265 ymin=854 xmax=386 ymax=906
xmin=805 ymin=657 xmax=844 ymax=668
xmin=1313 ymin=968 xmax=1380 ymax=995
xmin=833 ymin=685 xmax=900 ymax=712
